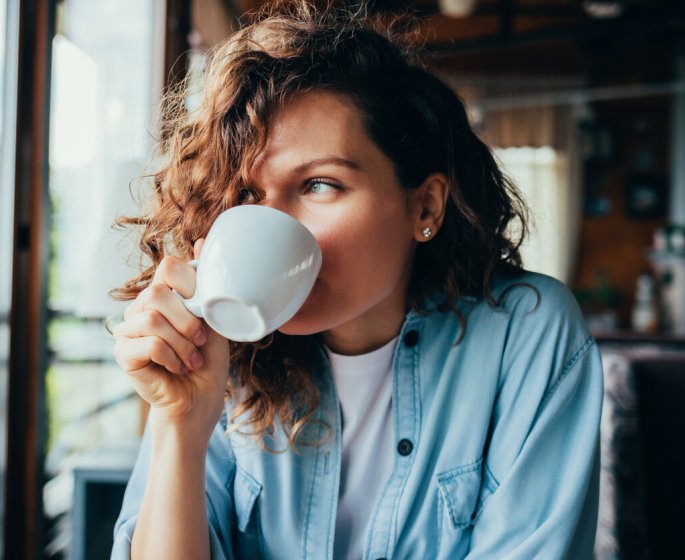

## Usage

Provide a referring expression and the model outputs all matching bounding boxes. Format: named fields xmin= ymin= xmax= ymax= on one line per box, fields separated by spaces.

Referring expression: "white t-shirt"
xmin=326 ymin=336 xmax=398 ymax=560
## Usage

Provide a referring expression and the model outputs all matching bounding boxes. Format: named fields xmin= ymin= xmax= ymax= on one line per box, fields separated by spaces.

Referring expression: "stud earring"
xmin=422 ymin=227 xmax=433 ymax=239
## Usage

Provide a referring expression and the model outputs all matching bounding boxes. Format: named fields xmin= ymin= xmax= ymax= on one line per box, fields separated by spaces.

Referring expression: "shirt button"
xmin=403 ymin=329 xmax=419 ymax=347
xmin=397 ymin=438 xmax=413 ymax=456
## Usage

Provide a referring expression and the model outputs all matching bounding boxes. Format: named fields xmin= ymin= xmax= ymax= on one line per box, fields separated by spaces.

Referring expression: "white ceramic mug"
xmin=179 ymin=205 xmax=322 ymax=342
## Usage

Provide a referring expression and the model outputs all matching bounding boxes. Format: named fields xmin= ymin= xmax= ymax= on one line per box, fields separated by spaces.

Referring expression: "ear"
xmin=411 ymin=173 xmax=449 ymax=242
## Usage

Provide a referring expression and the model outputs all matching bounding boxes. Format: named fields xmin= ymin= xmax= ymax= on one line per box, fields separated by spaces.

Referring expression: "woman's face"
xmin=245 ymin=90 xmax=423 ymax=353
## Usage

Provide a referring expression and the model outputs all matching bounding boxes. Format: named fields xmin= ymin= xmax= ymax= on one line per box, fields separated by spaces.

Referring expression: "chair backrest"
xmin=633 ymin=358 xmax=685 ymax=558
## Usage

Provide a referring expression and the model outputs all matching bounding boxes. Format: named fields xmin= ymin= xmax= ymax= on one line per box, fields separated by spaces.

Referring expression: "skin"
xmin=113 ymin=90 xmax=448 ymax=559
xmin=249 ymin=91 xmax=449 ymax=354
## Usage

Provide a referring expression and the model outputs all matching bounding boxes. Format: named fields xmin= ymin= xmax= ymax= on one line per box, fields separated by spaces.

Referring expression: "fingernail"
xmin=190 ymin=350 xmax=204 ymax=370
xmin=193 ymin=328 xmax=207 ymax=346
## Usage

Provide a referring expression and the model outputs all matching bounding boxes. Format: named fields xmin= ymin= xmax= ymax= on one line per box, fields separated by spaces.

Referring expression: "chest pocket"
xmin=436 ymin=458 xmax=499 ymax=557
xmin=230 ymin=466 xmax=263 ymax=558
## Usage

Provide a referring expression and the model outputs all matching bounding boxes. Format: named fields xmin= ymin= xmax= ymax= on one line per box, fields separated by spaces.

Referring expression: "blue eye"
xmin=306 ymin=179 xmax=338 ymax=195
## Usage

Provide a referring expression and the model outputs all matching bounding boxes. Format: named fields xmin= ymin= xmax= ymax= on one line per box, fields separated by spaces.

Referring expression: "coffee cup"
xmin=178 ymin=205 xmax=322 ymax=342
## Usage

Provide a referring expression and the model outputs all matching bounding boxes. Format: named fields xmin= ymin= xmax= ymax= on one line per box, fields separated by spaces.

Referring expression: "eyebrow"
xmin=291 ymin=157 xmax=363 ymax=174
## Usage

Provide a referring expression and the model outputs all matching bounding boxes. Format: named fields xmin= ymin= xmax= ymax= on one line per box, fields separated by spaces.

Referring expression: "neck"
xmin=322 ymin=289 xmax=408 ymax=356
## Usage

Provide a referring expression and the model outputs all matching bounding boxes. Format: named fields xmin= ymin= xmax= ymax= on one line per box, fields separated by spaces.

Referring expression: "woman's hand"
xmin=113 ymin=239 xmax=230 ymax=442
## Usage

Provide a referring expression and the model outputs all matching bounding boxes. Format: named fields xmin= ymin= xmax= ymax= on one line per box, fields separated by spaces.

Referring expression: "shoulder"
xmin=488 ymin=270 xmax=590 ymax=351
xmin=421 ymin=270 xmax=596 ymax=396
xmin=486 ymin=270 xmax=597 ymax=397
xmin=420 ymin=270 xmax=590 ymax=351
xmin=423 ymin=270 xmax=585 ymax=332
xmin=490 ymin=269 xmax=582 ymax=319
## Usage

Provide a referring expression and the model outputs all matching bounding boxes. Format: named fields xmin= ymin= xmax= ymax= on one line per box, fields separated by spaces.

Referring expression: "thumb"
xmin=193 ymin=238 xmax=205 ymax=260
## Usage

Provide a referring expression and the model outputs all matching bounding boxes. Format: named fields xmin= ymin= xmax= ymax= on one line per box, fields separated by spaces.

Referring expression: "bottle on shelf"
xmin=631 ymin=273 xmax=659 ymax=333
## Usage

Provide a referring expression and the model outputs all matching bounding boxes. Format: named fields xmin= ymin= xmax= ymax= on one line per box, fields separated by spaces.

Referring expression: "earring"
xmin=422 ymin=227 xmax=433 ymax=239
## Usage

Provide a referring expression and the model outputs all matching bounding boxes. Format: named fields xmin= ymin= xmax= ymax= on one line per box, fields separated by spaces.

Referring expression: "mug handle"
xmin=175 ymin=259 xmax=203 ymax=318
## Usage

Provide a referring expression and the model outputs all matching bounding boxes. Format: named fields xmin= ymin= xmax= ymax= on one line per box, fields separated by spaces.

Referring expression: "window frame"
xmin=3 ymin=0 xmax=54 ymax=558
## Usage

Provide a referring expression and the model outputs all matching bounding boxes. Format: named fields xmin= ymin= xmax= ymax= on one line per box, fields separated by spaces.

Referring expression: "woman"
xmin=111 ymin=2 xmax=603 ymax=559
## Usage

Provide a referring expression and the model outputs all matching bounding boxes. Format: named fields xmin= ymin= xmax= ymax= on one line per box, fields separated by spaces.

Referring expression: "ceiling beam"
xmin=424 ymin=13 xmax=685 ymax=55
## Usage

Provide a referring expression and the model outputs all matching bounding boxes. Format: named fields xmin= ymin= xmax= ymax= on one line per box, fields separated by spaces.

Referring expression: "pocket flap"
xmin=437 ymin=459 xmax=483 ymax=530
xmin=232 ymin=467 xmax=262 ymax=532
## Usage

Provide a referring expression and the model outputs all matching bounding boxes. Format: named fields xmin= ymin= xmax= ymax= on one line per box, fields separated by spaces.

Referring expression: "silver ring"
xmin=104 ymin=313 xmax=124 ymax=336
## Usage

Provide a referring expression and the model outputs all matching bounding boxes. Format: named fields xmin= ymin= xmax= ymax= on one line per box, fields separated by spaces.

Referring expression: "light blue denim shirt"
xmin=112 ymin=271 xmax=603 ymax=559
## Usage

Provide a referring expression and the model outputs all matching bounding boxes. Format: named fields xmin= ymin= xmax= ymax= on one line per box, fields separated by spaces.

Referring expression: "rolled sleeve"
xmin=111 ymin=421 xmax=236 ymax=560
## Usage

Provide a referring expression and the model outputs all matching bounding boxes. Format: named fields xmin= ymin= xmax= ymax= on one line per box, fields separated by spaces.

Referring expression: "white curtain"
xmin=495 ymin=142 xmax=582 ymax=284
xmin=443 ymin=75 xmax=584 ymax=284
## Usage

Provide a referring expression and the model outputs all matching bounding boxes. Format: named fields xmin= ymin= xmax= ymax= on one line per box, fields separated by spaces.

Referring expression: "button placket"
xmin=365 ymin=320 xmax=422 ymax=559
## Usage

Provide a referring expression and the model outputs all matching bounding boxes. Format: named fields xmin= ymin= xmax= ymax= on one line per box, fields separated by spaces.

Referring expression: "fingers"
xmin=117 ymin=254 xmax=208 ymax=378
xmin=193 ymin=238 xmax=205 ymax=260
xmin=151 ymin=255 xmax=197 ymax=297
xmin=124 ymin=254 xmax=199 ymax=322
xmin=125 ymin=283 xmax=205 ymax=342
xmin=115 ymin=335 xmax=188 ymax=375
xmin=113 ymin=309 xmax=205 ymax=373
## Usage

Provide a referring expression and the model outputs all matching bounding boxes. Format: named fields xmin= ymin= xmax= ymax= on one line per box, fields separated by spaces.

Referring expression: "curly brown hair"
xmin=111 ymin=0 xmax=528 ymax=448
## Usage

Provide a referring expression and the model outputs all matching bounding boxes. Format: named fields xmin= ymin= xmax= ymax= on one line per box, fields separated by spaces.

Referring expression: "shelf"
xmin=593 ymin=330 xmax=685 ymax=346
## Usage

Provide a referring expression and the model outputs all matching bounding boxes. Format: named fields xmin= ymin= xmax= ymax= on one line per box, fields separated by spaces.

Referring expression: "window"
xmin=44 ymin=1 xmax=161 ymax=556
